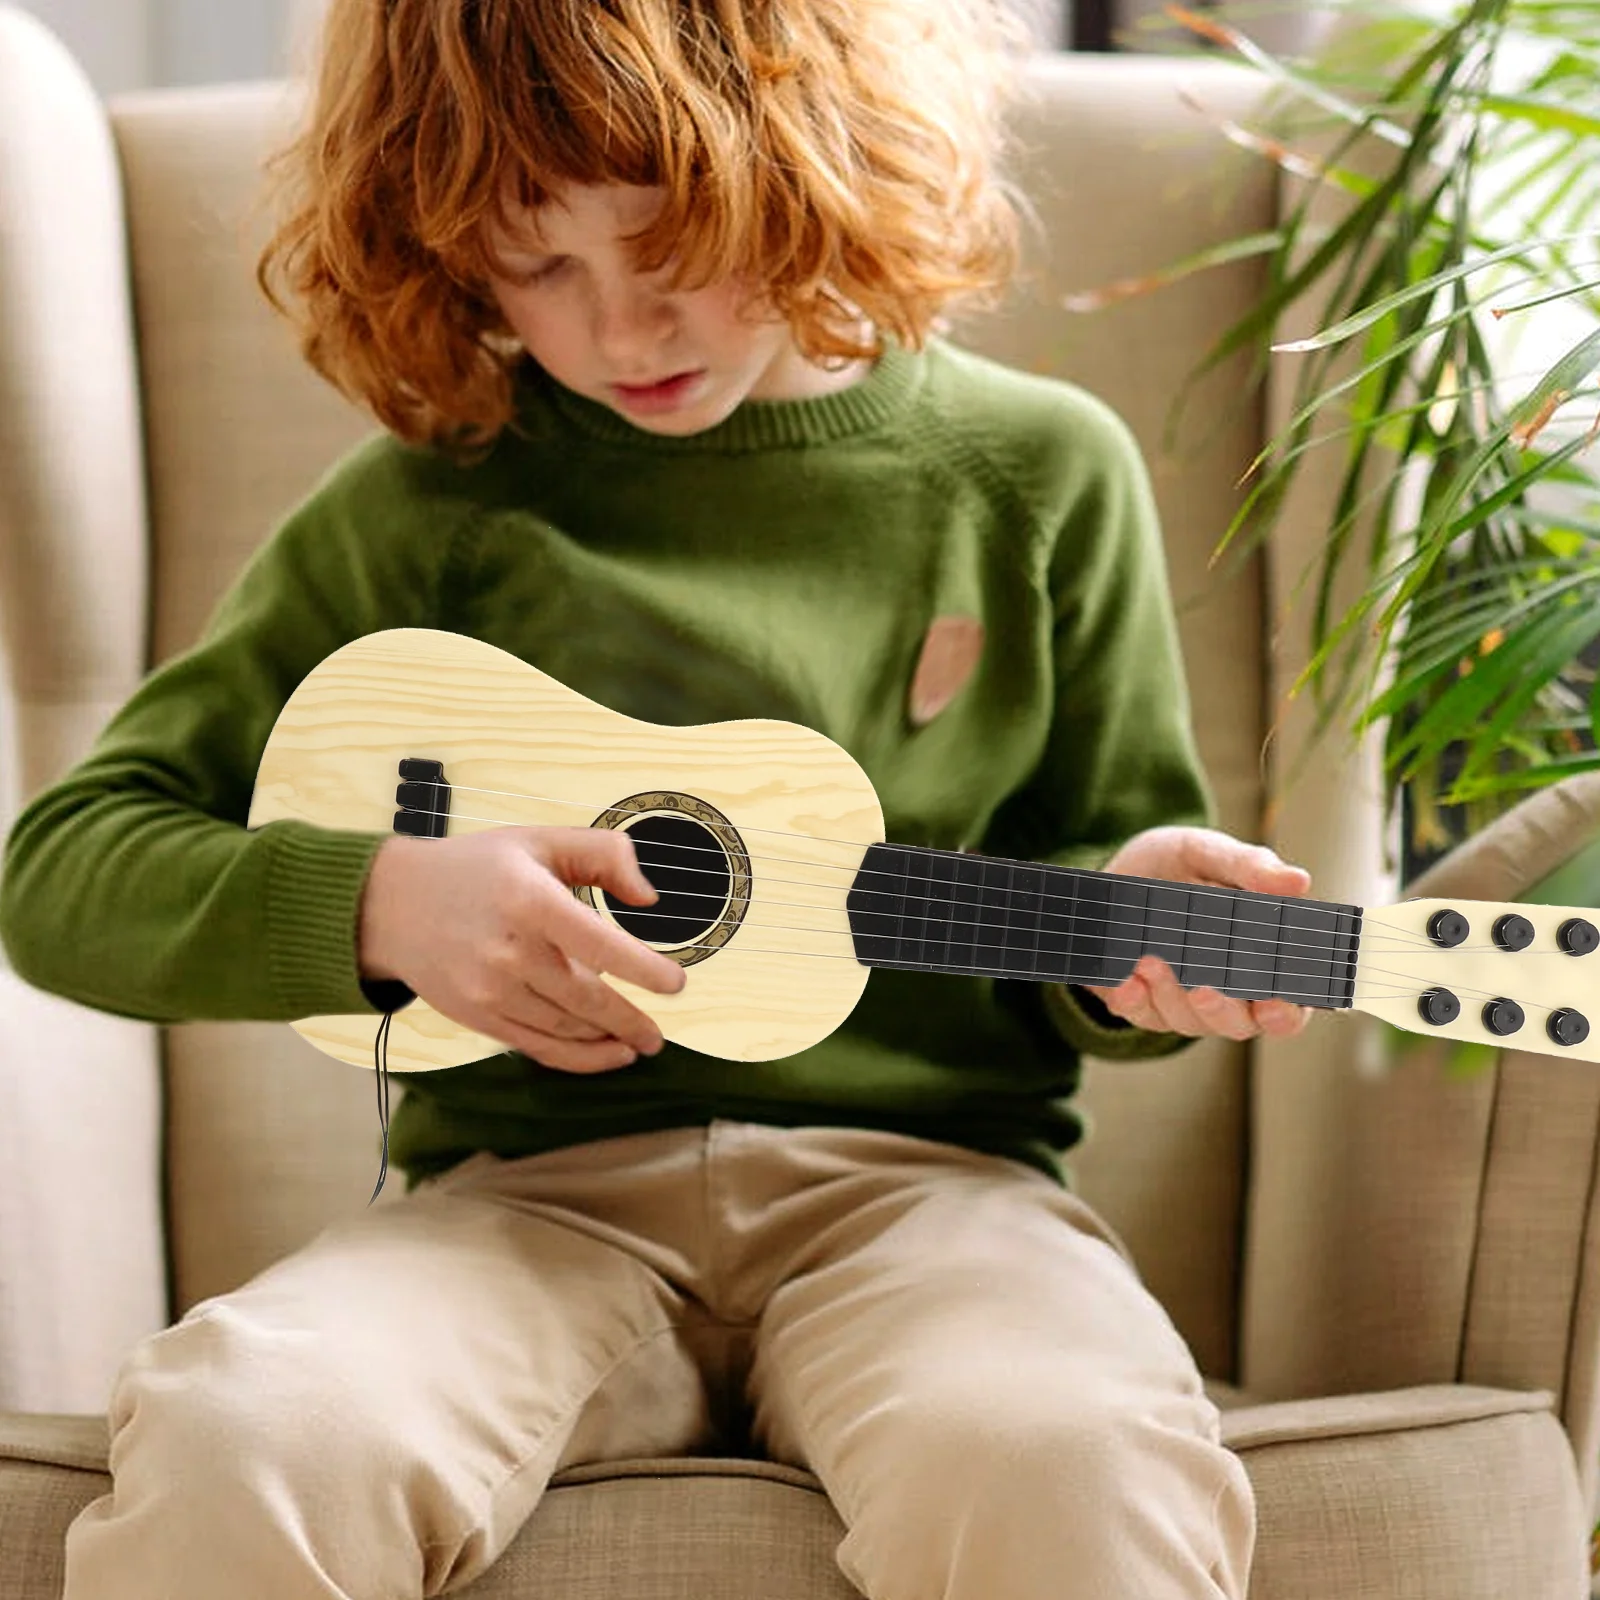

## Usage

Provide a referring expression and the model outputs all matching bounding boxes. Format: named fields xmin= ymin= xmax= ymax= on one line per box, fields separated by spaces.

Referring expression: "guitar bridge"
xmin=394 ymin=757 xmax=451 ymax=838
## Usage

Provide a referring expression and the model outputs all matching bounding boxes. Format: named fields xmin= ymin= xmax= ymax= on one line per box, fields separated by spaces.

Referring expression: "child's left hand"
xmin=1080 ymin=825 xmax=1314 ymax=1041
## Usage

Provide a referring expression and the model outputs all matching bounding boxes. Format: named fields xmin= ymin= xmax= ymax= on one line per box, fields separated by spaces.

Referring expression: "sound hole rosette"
xmin=575 ymin=791 xmax=752 ymax=968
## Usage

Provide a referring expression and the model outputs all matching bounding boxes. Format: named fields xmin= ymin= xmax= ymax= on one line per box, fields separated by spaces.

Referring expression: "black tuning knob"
xmin=1547 ymin=1008 xmax=1590 ymax=1047
xmin=1417 ymin=988 xmax=1460 ymax=1026
xmin=1482 ymin=997 xmax=1524 ymax=1036
xmin=1558 ymin=918 xmax=1599 ymax=957
xmin=1427 ymin=909 xmax=1469 ymax=947
xmin=1491 ymin=914 xmax=1534 ymax=951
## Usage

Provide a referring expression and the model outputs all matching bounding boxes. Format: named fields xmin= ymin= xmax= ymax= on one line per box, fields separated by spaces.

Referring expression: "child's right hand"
xmin=356 ymin=826 xmax=687 ymax=1072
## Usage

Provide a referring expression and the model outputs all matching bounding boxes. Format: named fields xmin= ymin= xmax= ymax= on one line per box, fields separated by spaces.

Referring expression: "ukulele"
xmin=248 ymin=627 xmax=1600 ymax=1073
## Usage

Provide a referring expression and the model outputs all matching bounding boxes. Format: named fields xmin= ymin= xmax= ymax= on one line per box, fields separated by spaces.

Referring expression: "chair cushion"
xmin=0 ymin=1383 xmax=1585 ymax=1599
xmin=1221 ymin=1384 xmax=1590 ymax=1599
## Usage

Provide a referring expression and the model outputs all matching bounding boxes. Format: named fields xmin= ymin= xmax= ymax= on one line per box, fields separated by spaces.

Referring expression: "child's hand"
xmin=358 ymin=826 xmax=686 ymax=1072
xmin=1080 ymin=825 xmax=1313 ymax=1042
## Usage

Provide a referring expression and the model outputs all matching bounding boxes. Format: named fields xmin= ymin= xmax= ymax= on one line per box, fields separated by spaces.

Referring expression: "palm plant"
xmin=1080 ymin=0 xmax=1600 ymax=872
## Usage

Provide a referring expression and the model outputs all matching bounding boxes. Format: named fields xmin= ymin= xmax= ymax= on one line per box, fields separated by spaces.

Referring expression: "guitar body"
xmin=248 ymin=627 xmax=883 ymax=1072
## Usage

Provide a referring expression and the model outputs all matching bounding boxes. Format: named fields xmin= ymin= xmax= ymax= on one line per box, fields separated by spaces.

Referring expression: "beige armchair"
xmin=1 ymin=8 xmax=1596 ymax=1595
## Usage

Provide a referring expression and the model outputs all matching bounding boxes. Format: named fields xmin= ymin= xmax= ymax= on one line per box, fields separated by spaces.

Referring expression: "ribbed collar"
xmin=516 ymin=338 xmax=925 ymax=453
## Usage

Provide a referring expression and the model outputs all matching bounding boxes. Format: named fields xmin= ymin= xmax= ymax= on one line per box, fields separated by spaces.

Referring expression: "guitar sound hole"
xmin=605 ymin=814 xmax=731 ymax=946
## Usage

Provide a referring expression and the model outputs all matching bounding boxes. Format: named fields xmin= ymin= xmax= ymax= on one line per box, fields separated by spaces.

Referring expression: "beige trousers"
xmin=63 ymin=1120 xmax=1255 ymax=1599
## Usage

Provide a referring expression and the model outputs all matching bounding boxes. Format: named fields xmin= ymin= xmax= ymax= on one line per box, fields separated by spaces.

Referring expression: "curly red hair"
xmin=257 ymin=0 xmax=1031 ymax=454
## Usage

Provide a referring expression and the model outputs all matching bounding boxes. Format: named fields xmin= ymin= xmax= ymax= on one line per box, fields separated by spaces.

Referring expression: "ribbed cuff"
xmin=1043 ymin=982 xmax=1194 ymax=1061
xmin=263 ymin=820 xmax=394 ymax=1017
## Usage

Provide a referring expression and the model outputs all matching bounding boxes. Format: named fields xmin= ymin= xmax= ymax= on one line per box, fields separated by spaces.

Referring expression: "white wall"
xmin=13 ymin=0 xmax=1071 ymax=97
xmin=9 ymin=0 xmax=299 ymax=93
xmin=153 ymin=0 xmax=293 ymax=88
xmin=7 ymin=0 xmax=150 ymax=94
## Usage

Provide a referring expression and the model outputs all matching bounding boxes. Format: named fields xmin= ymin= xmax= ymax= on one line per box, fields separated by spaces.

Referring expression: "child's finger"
xmin=542 ymin=884 xmax=687 ymax=997
xmin=1182 ymin=831 xmax=1311 ymax=894
xmin=1099 ymin=958 xmax=1196 ymax=1036
xmin=1100 ymin=957 xmax=1312 ymax=1040
xmin=528 ymin=948 xmax=668 ymax=1057
xmin=1137 ymin=956 xmax=1257 ymax=1040
xmin=505 ymin=987 xmax=610 ymax=1043
xmin=1254 ymin=998 xmax=1310 ymax=1036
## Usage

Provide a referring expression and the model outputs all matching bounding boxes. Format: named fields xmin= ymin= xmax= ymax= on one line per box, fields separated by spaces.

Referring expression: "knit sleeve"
xmin=982 ymin=391 xmax=1216 ymax=1061
xmin=0 ymin=439 xmax=468 ymax=1025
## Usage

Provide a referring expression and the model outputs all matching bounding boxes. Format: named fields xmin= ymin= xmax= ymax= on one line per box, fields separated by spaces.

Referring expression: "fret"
xmin=1065 ymin=869 xmax=1107 ymax=983
xmin=893 ymin=845 xmax=911 ymax=966
xmin=1143 ymin=882 xmax=1192 ymax=977
xmin=1276 ymin=898 xmax=1361 ymax=1005
xmin=950 ymin=851 xmax=985 ymax=972
xmin=1037 ymin=864 xmax=1079 ymax=981
xmin=993 ymin=859 xmax=1018 ymax=971
xmin=1100 ymin=873 xmax=1147 ymax=985
xmin=908 ymin=851 xmax=934 ymax=960
xmin=928 ymin=851 xmax=960 ymax=960
xmin=902 ymin=847 xmax=926 ymax=967
xmin=1180 ymin=885 xmax=1231 ymax=989
xmin=1223 ymin=891 xmax=1281 ymax=1000
xmin=1006 ymin=860 xmax=1046 ymax=978
xmin=912 ymin=846 xmax=947 ymax=968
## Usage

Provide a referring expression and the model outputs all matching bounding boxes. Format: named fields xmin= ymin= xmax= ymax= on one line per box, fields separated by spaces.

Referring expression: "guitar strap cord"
xmin=369 ymin=1010 xmax=395 ymax=1204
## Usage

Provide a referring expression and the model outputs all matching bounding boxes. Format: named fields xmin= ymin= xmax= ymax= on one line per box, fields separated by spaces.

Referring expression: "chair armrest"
xmin=0 ymin=4 xmax=168 ymax=1414
xmin=1406 ymin=772 xmax=1600 ymax=1514
xmin=0 ymin=965 xmax=166 ymax=1412
xmin=1405 ymin=772 xmax=1600 ymax=908
xmin=0 ymin=9 xmax=148 ymax=828
xmin=1244 ymin=772 xmax=1600 ymax=1510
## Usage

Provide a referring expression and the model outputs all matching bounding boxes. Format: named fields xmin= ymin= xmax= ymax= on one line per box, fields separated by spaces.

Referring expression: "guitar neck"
xmin=845 ymin=843 xmax=1363 ymax=1010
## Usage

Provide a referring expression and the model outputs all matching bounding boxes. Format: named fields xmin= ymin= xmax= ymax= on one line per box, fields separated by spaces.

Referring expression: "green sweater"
xmin=0 ymin=337 xmax=1212 ymax=1188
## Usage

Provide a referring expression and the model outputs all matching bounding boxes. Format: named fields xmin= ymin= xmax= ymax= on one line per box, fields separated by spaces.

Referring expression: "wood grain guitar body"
xmin=248 ymin=628 xmax=883 ymax=1071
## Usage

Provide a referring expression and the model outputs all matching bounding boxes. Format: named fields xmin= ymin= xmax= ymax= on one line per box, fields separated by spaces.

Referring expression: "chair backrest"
xmin=4 ymin=16 xmax=1381 ymax=1391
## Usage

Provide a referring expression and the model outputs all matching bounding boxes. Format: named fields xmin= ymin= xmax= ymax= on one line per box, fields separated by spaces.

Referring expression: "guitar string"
xmin=403 ymin=779 xmax=1366 ymax=918
xmin=379 ymin=818 xmax=1550 ymax=1007
xmin=395 ymin=780 xmax=1544 ymax=953
xmin=527 ymin=872 xmax=1359 ymax=981
xmin=399 ymin=778 xmax=1366 ymax=930
xmin=395 ymin=801 xmax=1591 ymax=991
xmin=430 ymin=796 xmax=1597 ymax=962
xmin=382 ymin=805 xmax=1581 ymax=1019
xmin=400 ymin=800 xmax=1389 ymax=970
xmin=400 ymin=800 xmax=1555 ymax=983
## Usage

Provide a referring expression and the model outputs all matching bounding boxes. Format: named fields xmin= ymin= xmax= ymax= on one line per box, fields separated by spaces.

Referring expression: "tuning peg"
xmin=1427 ymin=910 xmax=1469 ymax=947
xmin=1558 ymin=918 xmax=1599 ymax=956
xmin=1417 ymin=987 xmax=1460 ymax=1026
xmin=1481 ymin=997 xmax=1524 ymax=1036
xmin=1547 ymin=1008 xmax=1590 ymax=1047
xmin=1491 ymin=914 xmax=1534 ymax=951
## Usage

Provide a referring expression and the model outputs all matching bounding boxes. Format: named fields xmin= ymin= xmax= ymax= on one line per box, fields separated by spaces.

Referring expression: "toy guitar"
xmin=248 ymin=627 xmax=1600 ymax=1073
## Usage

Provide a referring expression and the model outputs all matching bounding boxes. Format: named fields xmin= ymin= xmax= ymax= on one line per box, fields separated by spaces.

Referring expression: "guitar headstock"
xmin=1354 ymin=897 xmax=1600 ymax=1062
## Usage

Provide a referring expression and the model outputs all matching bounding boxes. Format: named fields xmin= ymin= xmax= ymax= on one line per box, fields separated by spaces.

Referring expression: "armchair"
xmin=0 ymin=9 xmax=1593 ymax=1595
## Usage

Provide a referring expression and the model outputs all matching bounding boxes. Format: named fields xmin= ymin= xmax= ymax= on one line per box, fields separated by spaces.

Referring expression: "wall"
xmin=9 ymin=0 xmax=299 ymax=93
xmin=10 ymin=0 xmax=1071 ymax=98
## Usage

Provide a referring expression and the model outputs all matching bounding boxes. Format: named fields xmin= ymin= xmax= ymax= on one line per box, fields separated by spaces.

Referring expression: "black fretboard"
xmin=844 ymin=844 xmax=1362 ymax=1010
